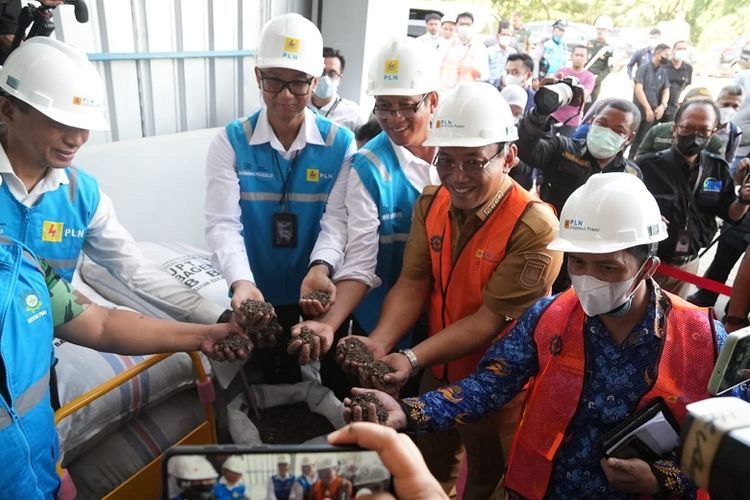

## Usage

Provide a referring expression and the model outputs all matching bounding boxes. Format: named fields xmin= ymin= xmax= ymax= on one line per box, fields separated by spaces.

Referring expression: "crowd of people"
xmin=1 ymin=6 xmax=750 ymax=499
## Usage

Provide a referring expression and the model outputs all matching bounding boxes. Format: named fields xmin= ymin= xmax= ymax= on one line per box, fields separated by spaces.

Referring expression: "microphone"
xmin=63 ymin=0 xmax=89 ymax=23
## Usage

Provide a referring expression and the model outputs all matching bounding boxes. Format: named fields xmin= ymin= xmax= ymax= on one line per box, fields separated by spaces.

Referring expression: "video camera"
xmin=679 ymin=326 xmax=750 ymax=499
xmin=533 ymin=76 xmax=585 ymax=115
xmin=681 ymin=397 xmax=750 ymax=499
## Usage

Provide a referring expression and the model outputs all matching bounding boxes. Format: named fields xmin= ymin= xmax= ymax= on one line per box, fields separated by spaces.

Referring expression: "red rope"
xmin=655 ymin=263 xmax=733 ymax=297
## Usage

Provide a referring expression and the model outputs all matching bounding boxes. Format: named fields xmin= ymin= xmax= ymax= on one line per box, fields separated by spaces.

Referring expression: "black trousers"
xmin=688 ymin=238 xmax=746 ymax=307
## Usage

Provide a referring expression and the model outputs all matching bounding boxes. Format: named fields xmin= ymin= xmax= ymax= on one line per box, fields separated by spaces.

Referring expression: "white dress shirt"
xmin=205 ymin=107 xmax=355 ymax=288
xmin=308 ymin=93 xmax=366 ymax=133
xmin=0 ymin=146 xmax=225 ymax=324
xmin=310 ymin=137 xmax=440 ymax=288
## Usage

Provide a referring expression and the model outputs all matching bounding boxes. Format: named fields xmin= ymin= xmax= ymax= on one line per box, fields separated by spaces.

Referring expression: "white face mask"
xmin=314 ymin=75 xmax=338 ymax=99
xmin=499 ymin=35 xmax=512 ymax=47
xmin=673 ymin=49 xmax=689 ymax=62
xmin=457 ymin=25 xmax=473 ymax=42
xmin=570 ymin=273 xmax=638 ymax=317
xmin=719 ymin=106 xmax=736 ymax=125
xmin=505 ymin=73 xmax=527 ymax=87
xmin=586 ymin=124 xmax=627 ymax=160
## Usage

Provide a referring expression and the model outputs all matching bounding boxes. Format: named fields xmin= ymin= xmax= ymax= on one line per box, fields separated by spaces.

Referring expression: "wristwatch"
xmin=308 ymin=259 xmax=334 ymax=277
xmin=725 ymin=315 xmax=750 ymax=327
xmin=398 ymin=349 xmax=420 ymax=377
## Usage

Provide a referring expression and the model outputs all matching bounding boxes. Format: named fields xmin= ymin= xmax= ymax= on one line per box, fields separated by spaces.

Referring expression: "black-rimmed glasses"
xmin=259 ymin=72 xmax=314 ymax=96
xmin=433 ymin=149 xmax=504 ymax=174
xmin=373 ymin=93 xmax=430 ymax=120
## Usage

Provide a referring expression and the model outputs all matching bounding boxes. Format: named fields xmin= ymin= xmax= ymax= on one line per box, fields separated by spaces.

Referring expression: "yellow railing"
xmin=55 ymin=351 xmax=217 ymax=497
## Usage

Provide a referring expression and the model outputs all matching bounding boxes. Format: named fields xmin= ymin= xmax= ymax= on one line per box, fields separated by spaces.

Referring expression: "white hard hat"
xmin=594 ymin=15 xmax=614 ymax=30
xmin=256 ymin=13 xmax=324 ymax=77
xmin=276 ymin=454 xmax=291 ymax=465
xmin=366 ymin=37 xmax=440 ymax=96
xmin=172 ymin=456 xmax=218 ymax=481
xmin=500 ymin=84 xmax=528 ymax=110
xmin=317 ymin=456 xmax=336 ymax=470
xmin=222 ymin=455 xmax=244 ymax=474
xmin=301 ymin=456 xmax=314 ymax=467
xmin=425 ymin=82 xmax=518 ymax=147
xmin=548 ymin=173 xmax=667 ymax=254
xmin=0 ymin=37 xmax=108 ymax=130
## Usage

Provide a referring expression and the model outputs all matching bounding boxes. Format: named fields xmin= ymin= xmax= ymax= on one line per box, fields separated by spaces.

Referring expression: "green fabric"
xmin=41 ymin=260 xmax=86 ymax=327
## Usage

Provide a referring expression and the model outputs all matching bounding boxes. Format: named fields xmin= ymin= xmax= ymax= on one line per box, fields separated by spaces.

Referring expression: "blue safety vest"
xmin=296 ymin=474 xmax=314 ymax=492
xmin=0 ymin=236 xmax=58 ymax=498
xmin=225 ymin=111 xmax=353 ymax=305
xmin=271 ymin=474 xmax=296 ymax=500
xmin=351 ymin=132 xmax=422 ymax=336
xmin=213 ymin=480 xmax=246 ymax=499
xmin=543 ymin=38 xmax=568 ymax=75
xmin=0 ymin=167 xmax=100 ymax=282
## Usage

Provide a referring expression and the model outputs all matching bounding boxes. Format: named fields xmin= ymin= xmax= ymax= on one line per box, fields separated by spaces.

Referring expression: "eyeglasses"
xmin=259 ymin=72 xmax=314 ymax=96
xmin=433 ymin=149 xmax=504 ymax=174
xmin=675 ymin=124 xmax=715 ymax=138
xmin=321 ymin=69 xmax=341 ymax=80
xmin=373 ymin=93 xmax=430 ymax=120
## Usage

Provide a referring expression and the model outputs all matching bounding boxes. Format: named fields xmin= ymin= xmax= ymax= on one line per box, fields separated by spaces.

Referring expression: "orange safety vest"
xmin=310 ymin=476 xmax=344 ymax=500
xmin=504 ymin=288 xmax=716 ymax=499
xmin=425 ymin=183 xmax=535 ymax=382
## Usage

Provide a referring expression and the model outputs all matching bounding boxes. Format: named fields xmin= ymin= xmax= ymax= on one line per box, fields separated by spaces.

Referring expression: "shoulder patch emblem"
xmin=519 ymin=252 xmax=552 ymax=288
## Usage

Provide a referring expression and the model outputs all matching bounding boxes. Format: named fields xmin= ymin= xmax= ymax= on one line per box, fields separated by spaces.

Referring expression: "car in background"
xmin=525 ymin=20 xmax=596 ymax=48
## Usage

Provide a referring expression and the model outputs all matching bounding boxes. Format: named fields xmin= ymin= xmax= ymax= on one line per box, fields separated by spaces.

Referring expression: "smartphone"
xmin=708 ymin=326 xmax=750 ymax=395
xmin=163 ymin=444 xmax=392 ymax=500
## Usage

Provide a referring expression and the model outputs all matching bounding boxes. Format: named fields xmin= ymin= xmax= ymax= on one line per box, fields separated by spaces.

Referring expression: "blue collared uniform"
xmin=0 ymin=236 xmax=74 ymax=498
xmin=0 ymin=167 xmax=100 ymax=281
xmin=225 ymin=111 xmax=354 ymax=306
xmin=351 ymin=132 xmax=422 ymax=336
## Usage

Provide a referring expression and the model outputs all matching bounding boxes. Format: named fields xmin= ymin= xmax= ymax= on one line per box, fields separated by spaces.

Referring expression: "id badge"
xmin=674 ymin=228 xmax=690 ymax=255
xmin=272 ymin=212 xmax=297 ymax=247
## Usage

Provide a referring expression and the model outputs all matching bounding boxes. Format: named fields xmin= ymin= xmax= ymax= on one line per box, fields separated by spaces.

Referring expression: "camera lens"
xmin=534 ymin=83 xmax=573 ymax=114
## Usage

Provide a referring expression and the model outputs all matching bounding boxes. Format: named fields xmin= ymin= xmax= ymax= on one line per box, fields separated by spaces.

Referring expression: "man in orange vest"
xmin=338 ymin=82 xmax=562 ymax=498
xmin=350 ymin=172 xmax=750 ymax=499
xmin=309 ymin=457 xmax=352 ymax=500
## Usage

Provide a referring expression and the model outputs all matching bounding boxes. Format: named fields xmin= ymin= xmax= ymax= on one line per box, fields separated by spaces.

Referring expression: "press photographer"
xmin=516 ymin=78 xmax=644 ymax=291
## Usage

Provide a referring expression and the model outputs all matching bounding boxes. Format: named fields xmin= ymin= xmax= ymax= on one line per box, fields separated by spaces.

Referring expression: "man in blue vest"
xmin=0 ymin=37 xmax=232 ymax=329
xmin=290 ymin=37 xmax=439 ymax=394
xmin=205 ymin=13 xmax=355 ymax=381
xmin=267 ymin=454 xmax=295 ymax=500
xmin=0 ymin=235 xmax=244 ymax=497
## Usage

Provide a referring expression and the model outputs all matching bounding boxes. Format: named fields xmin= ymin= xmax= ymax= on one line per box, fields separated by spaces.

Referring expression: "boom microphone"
xmin=63 ymin=0 xmax=89 ymax=23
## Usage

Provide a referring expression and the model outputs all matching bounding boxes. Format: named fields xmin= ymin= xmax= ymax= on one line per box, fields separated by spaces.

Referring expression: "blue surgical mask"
xmin=314 ymin=75 xmax=338 ymax=99
xmin=586 ymin=124 xmax=626 ymax=160
xmin=552 ymin=34 xmax=562 ymax=44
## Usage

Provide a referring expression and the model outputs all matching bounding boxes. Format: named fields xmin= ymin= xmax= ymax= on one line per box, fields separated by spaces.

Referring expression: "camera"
xmin=681 ymin=397 xmax=750 ymax=500
xmin=534 ymin=76 xmax=586 ymax=115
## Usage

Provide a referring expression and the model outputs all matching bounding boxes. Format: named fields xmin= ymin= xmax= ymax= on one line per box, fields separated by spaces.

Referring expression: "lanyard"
xmin=324 ymin=97 xmax=341 ymax=118
xmin=271 ymin=151 xmax=299 ymax=212
xmin=679 ymin=162 xmax=703 ymax=231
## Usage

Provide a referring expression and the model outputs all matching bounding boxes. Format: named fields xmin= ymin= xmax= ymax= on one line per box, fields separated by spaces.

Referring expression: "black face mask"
xmin=660 ymin=56 xmax=669 ymax=64
xmin=675 ymin=133 xmax=710 ymax=156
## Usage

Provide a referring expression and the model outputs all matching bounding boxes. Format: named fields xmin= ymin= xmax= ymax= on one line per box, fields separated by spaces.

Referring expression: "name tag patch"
xmin=702 ymin=178 xmax=722 ymax=193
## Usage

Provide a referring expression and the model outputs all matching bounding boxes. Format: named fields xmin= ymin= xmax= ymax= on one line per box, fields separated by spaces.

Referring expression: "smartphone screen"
xmin=711 ymin=328 xmax=750 ymax=395
xmin=163 ymin=445 xmax=391 ymax=499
